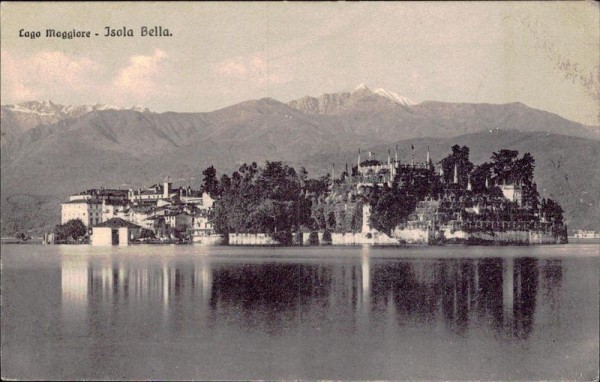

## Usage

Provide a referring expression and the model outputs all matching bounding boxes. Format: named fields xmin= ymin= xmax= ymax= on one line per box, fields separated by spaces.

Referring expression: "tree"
xmin=470 ymin=162 xmax=493 ymax=193
xmin=543 ymin=198 xmax=564 ymax=225
xmin=440 ymin=145 xmax=474 ymax=188
xmin=201 ymin=166 xmax=219 ymax=197
xmin=515 ymin=152 xmax=535 ymax=187
xmin=491 ymin=149 xmax=519 ymax=184
xmin=55 ymin=219 xmax=87 ymax=241
xmin=211 ymin=161 xmax=311 ymax=235
xmin=369 ymin=184 xmax=417 ymax=235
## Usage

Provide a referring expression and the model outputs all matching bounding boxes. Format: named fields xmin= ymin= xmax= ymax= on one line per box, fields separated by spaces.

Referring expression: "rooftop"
xmin=95 ymin=217 xmax=141 ymax=229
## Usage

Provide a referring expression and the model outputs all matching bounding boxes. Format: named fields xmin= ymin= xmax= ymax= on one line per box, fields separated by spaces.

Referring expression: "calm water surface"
xmin=2 ymin=244 xmax=598 ymax=380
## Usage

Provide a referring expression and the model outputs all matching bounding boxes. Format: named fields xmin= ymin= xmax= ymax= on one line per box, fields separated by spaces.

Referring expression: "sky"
xmin=1 ymin=2 xmax=599 ymax=126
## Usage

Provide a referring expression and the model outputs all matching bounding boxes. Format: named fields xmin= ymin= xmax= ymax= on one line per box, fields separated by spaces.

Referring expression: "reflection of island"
xmin=60 ymin=252 xmax=546 ymax=338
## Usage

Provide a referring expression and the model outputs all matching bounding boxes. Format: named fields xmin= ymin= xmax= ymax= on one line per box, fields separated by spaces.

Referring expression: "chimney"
xmin=426 ymin=146 xmax=430 ymax=165
xmin=358 ymin=148 xmax=361 ymax=169
xmin=467 ymin=175 xmax=472 ymax=191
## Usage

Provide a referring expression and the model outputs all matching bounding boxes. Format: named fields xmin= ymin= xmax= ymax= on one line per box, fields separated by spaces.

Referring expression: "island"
xmin=51 ymin=145 xmax=567 ymax=246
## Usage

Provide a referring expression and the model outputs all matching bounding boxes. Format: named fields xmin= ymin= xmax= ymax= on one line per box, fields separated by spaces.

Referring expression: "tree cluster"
xmin=205 ymin=162 xmax=326 ymax=234
xmin=54 ymin=219 xmax=87 ymax=242
xmin=367 ymin=183 xmax=418 ymax=235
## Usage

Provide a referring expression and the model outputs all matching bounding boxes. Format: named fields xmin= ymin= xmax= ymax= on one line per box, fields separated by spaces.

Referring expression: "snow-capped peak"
xmin=349 ymin=84 xmax=413 ymax=106
xmin=94 ymin=103 xmax=119 ymax=111
xmin=373 ymin=88 xmax=414 ymax=106
xmin=352 ymin=83 xmax=371 ymax=93
xmin=2 ymin=101 xmax=150 ymax=117
xmin=130 ymin=105 xmax=150 ymax=113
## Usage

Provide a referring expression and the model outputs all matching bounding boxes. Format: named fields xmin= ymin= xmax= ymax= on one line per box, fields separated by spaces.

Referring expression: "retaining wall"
xmin=228 ymin=233 xmax=280 ymax=245
xmin=393 ymin=227 xmax=431 ymax=244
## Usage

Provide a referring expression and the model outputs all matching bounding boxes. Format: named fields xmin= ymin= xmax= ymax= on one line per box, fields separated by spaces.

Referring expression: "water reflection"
xmin=60 ymin=250 xmax=547 ymax=340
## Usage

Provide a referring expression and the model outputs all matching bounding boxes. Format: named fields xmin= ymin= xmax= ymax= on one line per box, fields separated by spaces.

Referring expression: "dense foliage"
xmin=54 ymin=219 xmax=87 ymax=241
xmin=206 ymin=162 xmax=327 ymax=234
xmin=366 ymin=183 xmax=418 ymax=235
xmin=202 ymin=144 xmax=565 ymax=237
xmin=440 ymin=145 xmax=474 ymax=188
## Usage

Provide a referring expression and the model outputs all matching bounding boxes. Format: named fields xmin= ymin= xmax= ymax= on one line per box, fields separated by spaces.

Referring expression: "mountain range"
xmin=1 ymin=101 xmax=150 ymax=146
xmin=1 ymin=85 xmax=598 ymax=235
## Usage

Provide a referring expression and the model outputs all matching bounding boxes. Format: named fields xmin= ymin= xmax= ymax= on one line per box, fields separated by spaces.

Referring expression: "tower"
xmin=485 ymin=177 xmax=489 ymax=188
xmin=395 ymin=145 xmax=399 ymax=163
xmin=467 ymin=175 xmax=472 ymax=191
xmin=426 ymin=146 xmax=430 ymax=165
xmin=163 ymin=177 xmax=172 ymax=198
xmin=357 ymin=148 xmax=361 ymax=169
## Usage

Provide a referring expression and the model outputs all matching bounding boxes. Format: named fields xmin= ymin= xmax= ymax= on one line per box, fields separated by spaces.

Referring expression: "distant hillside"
xmin=0 ymin=101 xmax=150 ymax=146
xmin=1 ymin=90 xmax=599 ymax=235
xmin=288 ymin=86 xmax=598 ymax=141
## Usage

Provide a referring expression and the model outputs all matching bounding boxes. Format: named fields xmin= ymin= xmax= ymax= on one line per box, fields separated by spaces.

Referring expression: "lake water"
xmin=1 ymin=244 xmax=598 ymax=380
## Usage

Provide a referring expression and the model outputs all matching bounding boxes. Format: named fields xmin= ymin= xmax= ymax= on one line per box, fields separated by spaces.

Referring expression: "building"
xmin=62 ymin=197 xmax=127 ymax=228
xmin=69 ymin=188 xmax=128 ymax=202
xmin=191 ymin=210 xmax=214 ymax=235
xmin=61 ymin=199 xmax=103 ymax=227
xmin=91 ymin=218 xmax=142 ymax=246
xmin=350 ymin=146 xmax=434 ymax=191
xmin=500 ymin=184 xmax=523 ymax=206
xmin=62 ymin=177 xmax=217 ymax=241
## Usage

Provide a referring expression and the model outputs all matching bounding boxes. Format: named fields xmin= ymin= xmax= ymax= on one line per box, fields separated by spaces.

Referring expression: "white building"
xmin=500 ymin=184 xmax=523 ymax=206
xmin=61 ymin=199 xmax=126 ymax=227
xmin=61 ymin=200 xmax=103 ymax=227
xmin=91 ymin=218 xmax=142 ymax=246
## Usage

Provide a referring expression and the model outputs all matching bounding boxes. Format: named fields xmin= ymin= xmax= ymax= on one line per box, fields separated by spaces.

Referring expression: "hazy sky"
xmin=1 ymin=2 xmax=598 ymax=125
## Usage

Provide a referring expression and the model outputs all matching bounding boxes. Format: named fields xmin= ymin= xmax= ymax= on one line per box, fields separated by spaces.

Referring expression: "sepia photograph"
xmin=1 ymin=1 xmax=599 ymax=380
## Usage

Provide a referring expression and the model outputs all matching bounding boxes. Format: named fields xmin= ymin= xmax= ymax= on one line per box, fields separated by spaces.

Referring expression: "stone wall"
xmin=393 ymin=227 xmax=431 ymax=244
xmin=192 ymin=234 xmax=226 ymax=245
xmin=528 ymin=230 xmax=558 ymax=244
xmin=301 ymin=231 xmax=398 ymax=245
xmin=228 ymin=233 xmax=281 ymax=245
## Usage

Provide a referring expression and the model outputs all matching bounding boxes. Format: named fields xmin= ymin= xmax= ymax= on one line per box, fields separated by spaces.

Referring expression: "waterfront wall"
xmin=392 ymin=226 xmax=559 ymax=245
xmin=192 ymin=234 xmax=226 ymax=245
xmin=528 ymin=230 xmax=558 ymax=244
xmin=228 ymin=229 xmax=558 ymax=246
xmin=392 ymin=227 xmax=431 ymax=244
xmin=301 ymin=231 xmax=398 ymax=245
xmin=228 ymin=233 xmax=281 ymax=245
